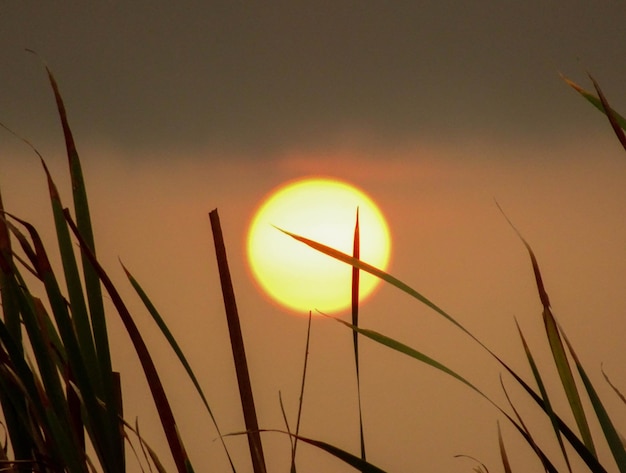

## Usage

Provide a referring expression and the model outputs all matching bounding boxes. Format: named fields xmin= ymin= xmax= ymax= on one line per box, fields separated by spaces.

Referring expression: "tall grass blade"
xmin=32 ymin=54 xmax=124 ymax=471
xmin=122 ymin=263 xmax=236 ymax=472
xmin=351 ymin=209 xmax=366 ymax=462
xmin=64 ymin=209 xmax=193 ymax=473
xmin=209 ymin=209 xmax=266 ymax=473
xmin=37 ymin=53 xmax=113 ymax=378
xmin=561 ymin=328 xmax=626 ymax=472
xmin=498 ymin=205 xmax=597 ymax=457
xmin=515 ymin=319 xmax=572 ymax=472
xmin=290 ymin=311 xmax=313 ymax=473
xmin=40 ymin=159 xmax=102 ymax=391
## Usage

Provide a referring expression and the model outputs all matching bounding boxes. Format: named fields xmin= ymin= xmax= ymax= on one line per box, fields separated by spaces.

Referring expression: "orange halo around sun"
xmin=246 ymin=177 xmax=391 ymax=315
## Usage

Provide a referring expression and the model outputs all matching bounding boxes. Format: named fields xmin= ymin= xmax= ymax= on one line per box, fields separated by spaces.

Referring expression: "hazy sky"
xmin=2 ymin=3 xmax=626 ymax=473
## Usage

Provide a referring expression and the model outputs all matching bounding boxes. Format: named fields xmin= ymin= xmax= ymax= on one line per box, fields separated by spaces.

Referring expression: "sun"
xmin=246 ymin=177 xmax=391 ymax=315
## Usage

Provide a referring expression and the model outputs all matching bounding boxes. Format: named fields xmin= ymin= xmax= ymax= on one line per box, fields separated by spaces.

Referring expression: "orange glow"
xmin=246 ymin=177 xmax=391 ymax=315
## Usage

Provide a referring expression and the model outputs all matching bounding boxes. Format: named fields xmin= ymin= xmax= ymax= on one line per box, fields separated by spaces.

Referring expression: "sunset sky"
xmin=2 ymin=2 xmax=626 ymax=472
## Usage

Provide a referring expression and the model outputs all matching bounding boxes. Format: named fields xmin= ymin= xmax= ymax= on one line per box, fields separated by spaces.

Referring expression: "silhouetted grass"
xmin=0 ymin=60 xmax=624 ymax=472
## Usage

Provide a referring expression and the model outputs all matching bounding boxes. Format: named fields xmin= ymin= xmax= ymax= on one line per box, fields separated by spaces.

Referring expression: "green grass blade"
xmin=515 ymin=319 xmax=572 ymax=472
xmin=499 ymin=208 xmax=597 ymax=457
xmin=36 ymin=58 xmax=124 ymax=470
xmin=331 ymin=317 xmax=480 ymax=394
xmin=38 ymin=55 xmax=112 ymax=367
xmin=561 ymin=328 xmax=626 ymax=472
xmin=64 ymin=208 xmax=193 ymax=473
xmin=38 ymin=57 xmax=111 ymax=373
xmin=209 ymin=209 xmax=266 ymax=473
xmin=121 ymin=262 xmax=236 ymax=472
xmin=562 ymin=74 xmax=626 ymax=151
xmin=562 ymin=74 xmax=626 ymax=131
xmin=40 ymin=158 xmax=101 ymax=391
xmin=544 ymin=306 xmax=596 ymax=455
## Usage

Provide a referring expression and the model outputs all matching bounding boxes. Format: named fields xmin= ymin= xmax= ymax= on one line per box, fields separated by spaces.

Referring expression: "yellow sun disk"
xmin=246 ymin=178 xmax=391 ymax=315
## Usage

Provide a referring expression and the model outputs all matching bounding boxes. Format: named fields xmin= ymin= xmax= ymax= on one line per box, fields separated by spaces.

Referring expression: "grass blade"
xmin=561 ymin=74 xmax=626 ymax=130
xmin=122 ymin=263 xmax=236 ymax=472
xmin=515 ymin=319 xmax=572 ymax=472
xmin=562 ymin=74 xmax=626 ymax=151
xmin=561 ymin=328 xmax=626 ymax=472
xmin=291 ymin=311 xmax=313 ymax=472
xmin=278 ymin=391 xmax=296 ymax=471
xmin=497 ymin=422 xmax=512 ymax=473
xmin=31 ymin=54 xmax=124 ymax=471
xmin=231 ymin=430 xmax=388 ymax=473
xmin=588 ymin=74 xmax=626 ymax=152
xmin=64 ymin=209 xmax=193 ymax=473
xmin=276 ymin=227 xmax=467 ymax=334
xmin=601 ymin=366 xmax=626 ymax=405
xmin=498 ymin=205 xmax=597 ymax=457
xmin=351 ymin=209 xmax=366 ymax=462
xmin=209 ymin=209 xmax=266 ymax=473
xmin=37 ymin=55 xmax=110 ymax=369
xmin=40 ymin=158 xmax=102 ymax=391
xmin=290 ymin=434 xmax=385 ymax=473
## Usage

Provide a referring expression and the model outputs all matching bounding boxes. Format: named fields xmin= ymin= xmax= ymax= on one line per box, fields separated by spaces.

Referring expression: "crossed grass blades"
xmin=0 ymin=58 xmax=624 ymax=472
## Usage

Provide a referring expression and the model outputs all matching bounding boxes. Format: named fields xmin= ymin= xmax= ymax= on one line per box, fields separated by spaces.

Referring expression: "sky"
xmin=2 ymin=2 xmax=626 ymax=472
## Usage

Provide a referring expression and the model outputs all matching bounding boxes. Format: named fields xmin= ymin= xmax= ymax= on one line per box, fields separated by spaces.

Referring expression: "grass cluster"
xmin=0 ymin=60 xmax=624 ymax=472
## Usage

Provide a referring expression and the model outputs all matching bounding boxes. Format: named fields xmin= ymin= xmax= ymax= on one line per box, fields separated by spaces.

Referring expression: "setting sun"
xmin=246 ymin=177 xmax=391 ymax=315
